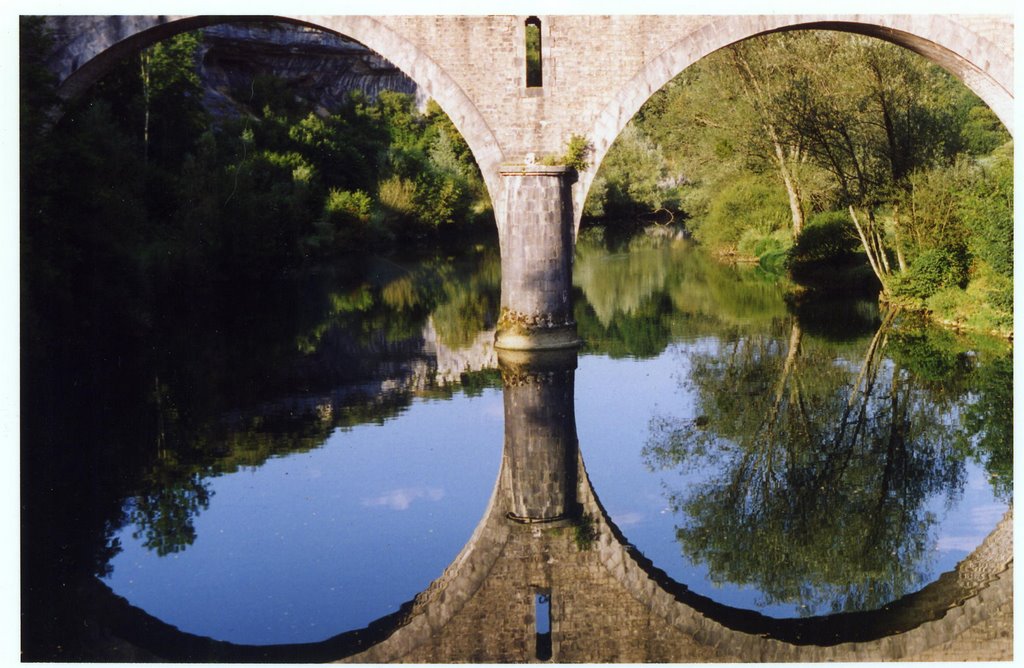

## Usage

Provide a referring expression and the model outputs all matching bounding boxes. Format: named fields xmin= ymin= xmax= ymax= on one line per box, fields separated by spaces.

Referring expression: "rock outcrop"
xmin=196 ymin=22 xmax=421 ymax=117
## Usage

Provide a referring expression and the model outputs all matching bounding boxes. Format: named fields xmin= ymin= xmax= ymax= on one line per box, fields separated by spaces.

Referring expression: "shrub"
xmin=890 ymin=245 xmax=969 ymax=301
xmin=413 ymin=172 xmax=464 ymax=229
xmin=928 ymin=261 xmax=1013 ymax=335
xmin=787 ymin=211 xmax=858 ymax=266
xmin=962 ymin=143 xmax=1013 ymax=278
xmin=738 ymin=228 xmax=791 ymax=259
xmin=377 ymin=176 xmax=417 ymax=218
xmin=736 ymin=228 xmax=764 ymax=258
xmin=786 ymin=211 xmax=878 ymax=293
xmin=263 ymin=151 xmax=316 ymax=184
xmin=583 ymin=176 xmax=608 ymax=218
xmin=925 ymin=287 xmax=970 ymax=322
xmin=564 ymin=134 xmax=592 ymax=171
xmin=758 ymin=250 xmax=789 ymax=276
xmin=697 ymin=174 xmax=788 ymax=252
xmin=428 ymin=128 xmax=472 ymax=181
xmin=313 ymin=188 xmax=374 ymax=250
xmin=583 ymin=125 xmax=666 ymax=217
xmin=324 ymin=189 xmax=372 ymax=223
xmin=961 ymin=106 xmax=1010 ymax=156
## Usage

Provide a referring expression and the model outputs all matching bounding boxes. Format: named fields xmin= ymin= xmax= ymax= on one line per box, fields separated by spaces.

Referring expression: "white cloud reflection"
xmin=361 ymin=486 xmax=445 ymax=511
xmin=612 ymin=511 xmax=644 ymax=527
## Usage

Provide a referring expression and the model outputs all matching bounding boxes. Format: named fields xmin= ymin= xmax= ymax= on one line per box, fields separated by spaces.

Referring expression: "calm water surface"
xmin=97 ymin=234 xmax=1011 ymax=644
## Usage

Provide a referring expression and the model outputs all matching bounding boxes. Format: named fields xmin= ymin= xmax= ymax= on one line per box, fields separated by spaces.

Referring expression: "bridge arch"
xmin=579 ymin=15 xmax=1014 ymax=232
xmin=46 ymin=15 xmax=506 ymax=205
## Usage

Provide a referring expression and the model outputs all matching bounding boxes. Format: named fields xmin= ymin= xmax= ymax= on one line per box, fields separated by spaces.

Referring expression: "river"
xmin=21 ymin=230 xmax=1011 ymax=657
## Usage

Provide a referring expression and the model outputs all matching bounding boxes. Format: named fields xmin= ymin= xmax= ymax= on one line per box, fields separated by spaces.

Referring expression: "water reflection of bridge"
xmin=88 ymin=348 xmax=1011 ymax=662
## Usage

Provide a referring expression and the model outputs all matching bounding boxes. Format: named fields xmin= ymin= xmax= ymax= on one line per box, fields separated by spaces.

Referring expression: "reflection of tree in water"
xmin=886 ymin=324 xmax=1013 ymax=502
xmin=645 ymin=310 xmax=973 ymax=616
xmin=572 ymin=233 xmax=788 ymax=359
xmin=297 ymin=250 xmax=501 ymax=354
xmin=114 ymin=247 xmax=505 ymax=559
xmin=128 ymin=473 xmax=213 ymax=556
xmin=959 ymin=354 xmax=1012 ymax=500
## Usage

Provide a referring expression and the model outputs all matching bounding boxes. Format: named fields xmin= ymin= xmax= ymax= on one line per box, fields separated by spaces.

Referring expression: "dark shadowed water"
xmin=24 ymin=233 xmax=1011 ymax=651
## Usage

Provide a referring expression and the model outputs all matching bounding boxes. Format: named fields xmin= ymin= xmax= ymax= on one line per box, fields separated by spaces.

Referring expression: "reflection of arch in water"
xmin=86 ymin=349 xmax=1011 ymax=662
xmin=575 ymin=472 xmax=1012 ymax=660
xmin=344 ymin=461 xmax=1011 ymax=661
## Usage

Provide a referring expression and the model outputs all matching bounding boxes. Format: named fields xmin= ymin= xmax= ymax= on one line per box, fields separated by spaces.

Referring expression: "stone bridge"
xmin=41 ymin=14 xmax=1014 ymax=349
xmin=82 ymin=349 xmax=1011 ymax=662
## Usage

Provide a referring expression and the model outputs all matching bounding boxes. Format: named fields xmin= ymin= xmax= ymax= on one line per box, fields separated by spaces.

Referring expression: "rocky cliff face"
xmin=197 ymin=22 xmax=421 ymax=116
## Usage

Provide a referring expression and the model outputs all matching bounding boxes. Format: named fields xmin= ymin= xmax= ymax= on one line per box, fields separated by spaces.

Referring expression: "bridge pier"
xmin=495 ymin=166 xmax=580 ymax=351
xmin=498 ymin=349 xmax=580 ymax=524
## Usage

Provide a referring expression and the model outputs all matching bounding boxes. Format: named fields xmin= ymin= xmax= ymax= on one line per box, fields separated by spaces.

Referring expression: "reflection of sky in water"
xmin=932 ymin=467 xmax=1005 ymax=554
xmin=576 ymin=346 xmax=1007 ymax=618
xmin=103 ymin=390 xmax=504 ymax=645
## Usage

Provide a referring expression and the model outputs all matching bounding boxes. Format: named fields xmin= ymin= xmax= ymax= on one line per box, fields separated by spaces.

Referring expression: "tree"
xmin=584 ymin=124 xmax=670 ymax=218
xmin=622 ymin=30 xmax=1009 ymax=314
xmin=137 ymin=32 xmax=206 ymax=165
xmin=778 ymin=35 xmax=967 ymax=295
xmin=722 ymin=36 xmax=815 ymax=236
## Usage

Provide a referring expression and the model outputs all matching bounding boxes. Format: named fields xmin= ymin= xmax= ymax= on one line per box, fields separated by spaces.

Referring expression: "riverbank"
xmin=712 ymin=234 xmax=1013 ymax=343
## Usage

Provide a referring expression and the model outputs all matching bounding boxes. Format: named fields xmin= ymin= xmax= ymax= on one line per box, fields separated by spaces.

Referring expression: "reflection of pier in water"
xmin=90 ymin=349 xmax=1011 ymax=662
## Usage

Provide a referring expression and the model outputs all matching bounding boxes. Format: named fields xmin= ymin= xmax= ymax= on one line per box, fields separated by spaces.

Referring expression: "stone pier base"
xmin=495 ymin=165 xmax=580 ymax=351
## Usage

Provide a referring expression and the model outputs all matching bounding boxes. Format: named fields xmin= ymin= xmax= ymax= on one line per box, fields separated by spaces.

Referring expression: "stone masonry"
xmin=29 ymin=14 xmax=1017 ymax=658
xmin=495 ymin=167 xmax=579 ymax=350
xmin=341 ymin=453 xmax=1012 ymax=663
xmin=42 ymin=14 xmax=1014 ymax=222
xmin=499 ymin=349 xmax=579 ymax=523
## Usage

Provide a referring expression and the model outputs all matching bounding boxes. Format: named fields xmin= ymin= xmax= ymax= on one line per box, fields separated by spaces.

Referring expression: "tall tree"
xmin=779 ymin=34 xmax=967 ymax=294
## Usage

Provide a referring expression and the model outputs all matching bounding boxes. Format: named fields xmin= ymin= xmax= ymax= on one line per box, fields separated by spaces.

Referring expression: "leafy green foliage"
xmin=25 ymin=26 xmax=494 ymax=288
xmin=926 ymin=263 xmax=1013 ymax=334
xmin=960 ymin=106 xmax=1010 ymax=155
xmin=962 ymin=143 xmax=1013 ymax=277
xmin=540 ymin=133 xmax=593 ymax=171
xmin=890 ymin=245 xmax=969 ymax=300
xmin=563 ymin=133 xmax=591 ymax=171
xmin=787 ymin=211 xmax=859 ymax=266
xmin=584 ymin=125 xmax=666 ymax=217
xmin=586 ymin=30 xmax=1011 ymax=333
xmin=696 ymin=173 xmax=789 ymax=251
xmin=325 ymin=188 xmax=373 ymax=222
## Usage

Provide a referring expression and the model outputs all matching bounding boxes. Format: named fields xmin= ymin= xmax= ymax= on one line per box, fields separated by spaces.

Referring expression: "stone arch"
xmin=46 ymin=15 xmax=506 ymax=205
xmin=578 ymin=15 xmax=1014 ymax=234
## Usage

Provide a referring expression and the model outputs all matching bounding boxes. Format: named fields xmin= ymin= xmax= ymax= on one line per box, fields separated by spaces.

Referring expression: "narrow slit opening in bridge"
xmin=535 ymin=589 xmax=552 ymax=660
xmin=525 ymin=17 xmax=543 ymax=88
